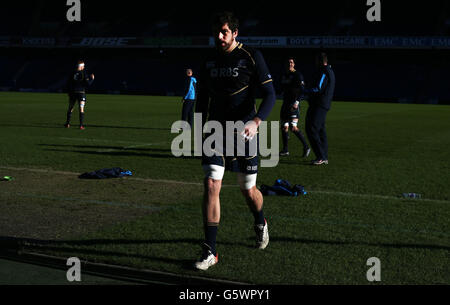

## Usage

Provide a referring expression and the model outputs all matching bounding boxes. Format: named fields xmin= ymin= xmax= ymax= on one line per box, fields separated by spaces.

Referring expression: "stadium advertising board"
xmin=21 ymin=37 xmax=56 ymax=46
xmin=72 ymin=37 xmax=137 ymax=47
xmin=1 ymin=36 xmax=450 ymax=49
xmin=288 ymin=36 xmax=450 ymax=49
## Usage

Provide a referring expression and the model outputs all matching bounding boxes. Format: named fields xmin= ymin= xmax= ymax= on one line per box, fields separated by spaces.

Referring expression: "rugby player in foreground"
xmin=194 ymin=12 xmax=276 ymax=270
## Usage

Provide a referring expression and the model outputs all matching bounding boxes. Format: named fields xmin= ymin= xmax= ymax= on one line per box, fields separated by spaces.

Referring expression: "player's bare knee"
xmin=204 ymin=178 xmax=222 ymax=195
xmin=240 ymin=186 xmax=256 ymax=198
xmin=291 ymin=126 xmax=299 ymax=132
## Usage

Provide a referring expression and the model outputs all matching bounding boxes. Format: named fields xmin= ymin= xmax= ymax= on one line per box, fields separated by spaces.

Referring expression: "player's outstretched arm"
xmin=86 ymin=73 xmax=95 ymax=86
xmin=308 ymin=73 xmax=329 ymax=95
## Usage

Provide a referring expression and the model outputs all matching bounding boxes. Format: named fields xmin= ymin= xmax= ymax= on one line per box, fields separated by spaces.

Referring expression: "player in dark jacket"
xmin=65 ymin=60 xmax=95 ymax=129
xmin=279 ymin=57 xmax=310 ymax=157
xmin=305 ymin=52 xmax=335 ymax=165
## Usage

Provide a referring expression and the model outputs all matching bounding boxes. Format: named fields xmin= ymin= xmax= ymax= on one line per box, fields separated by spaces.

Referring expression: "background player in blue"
xmin=194 ymin=11 xmax=276 ymax=271
xmin=65 ymin=60 xmax=94 ymax=130
xmin=279 ymin=57 xmax=310 ymax=158
xmin=181 ymin=68 xmax=197 ymax=128
xmin=305 ymin=52 xmax=336 ymax=165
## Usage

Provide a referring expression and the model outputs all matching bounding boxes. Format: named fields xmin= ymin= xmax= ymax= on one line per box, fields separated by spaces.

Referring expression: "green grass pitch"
xmin=0 ymin=91 xmax=449 ymax=284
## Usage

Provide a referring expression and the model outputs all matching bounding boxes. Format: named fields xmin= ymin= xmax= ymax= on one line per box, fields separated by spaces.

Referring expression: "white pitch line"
xmin=1 ymin=166 xmax=449 ymax=203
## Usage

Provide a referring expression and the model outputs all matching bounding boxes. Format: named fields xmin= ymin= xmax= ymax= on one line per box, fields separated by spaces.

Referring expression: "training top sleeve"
xmin=290 ymin=71 xmax=302 ymax=103
xmin=309 ymin=71 xmax=328 ymax=95
xmin=191 ymin=77 xmax=197 ymax=100
xmin=297 ymin=71 xmax=306 ymax=101
xmin=253 ymin=50 xmax=276 ymax=121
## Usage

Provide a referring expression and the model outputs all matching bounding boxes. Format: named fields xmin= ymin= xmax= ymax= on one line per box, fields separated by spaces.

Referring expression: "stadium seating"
xmin=0 ymin=1 xmax=449 ymax=103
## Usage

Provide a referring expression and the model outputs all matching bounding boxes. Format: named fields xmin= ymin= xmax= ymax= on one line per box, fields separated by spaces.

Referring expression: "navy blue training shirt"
xmin=281 ymin=69 xmax=305 ymax=105
xmin=196 ymin=42 xmax=276 ymax=124
xmin=67 ymin=70 xmax=94 ymax=94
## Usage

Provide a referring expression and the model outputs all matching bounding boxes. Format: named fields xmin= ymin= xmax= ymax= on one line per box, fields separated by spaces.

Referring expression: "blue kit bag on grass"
xmin=78 ymin=167 xmax=132 ymax=179
xmin=259 ymin=179 xmax=307 ymax=196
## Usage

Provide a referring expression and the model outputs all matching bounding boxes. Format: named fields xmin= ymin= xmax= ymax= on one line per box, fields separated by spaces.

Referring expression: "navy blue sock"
xmin=252 ymin=209 xmax=265 ymax=226
xmin=281 ymin=130 xmax=289 ymax=151
xmin=293 ymin=129 xmax=309 ymax=150
xmin=204 ymin=224 xmax=218 ymax=256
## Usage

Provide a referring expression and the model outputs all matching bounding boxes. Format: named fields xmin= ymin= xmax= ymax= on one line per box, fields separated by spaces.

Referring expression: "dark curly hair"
xmin=211 ymin=11 xmax=239 ymax=33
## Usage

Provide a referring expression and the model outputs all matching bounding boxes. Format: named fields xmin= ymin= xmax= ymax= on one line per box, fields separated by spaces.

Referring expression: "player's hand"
xmin=90 ymin=74 xmax=95 ymax=80
xmin=241 ymin=118 xmax=261 ymax=141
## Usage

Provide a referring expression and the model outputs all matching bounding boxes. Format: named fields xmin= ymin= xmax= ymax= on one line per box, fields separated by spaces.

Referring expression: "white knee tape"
xmin=237 ymin=173 xmax=257 ymax=190
xmin=202 ymin=164 xmax=225 ymax=180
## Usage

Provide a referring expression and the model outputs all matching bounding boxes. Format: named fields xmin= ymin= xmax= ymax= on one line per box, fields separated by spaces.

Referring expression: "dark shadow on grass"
xmin=39 ymin=143 xmax=123 ymax=150
xmin=83 ymin=124 xmax=170 ymax=131
xmin=39 ymin=143 xmax=199 ymax=159
xmin=0 ymin=123 xmax=66 ymax=129
xmin=0 ymin=236 xmax=247 ymax=271
xmin=0 ymin=123 xmax=170 ymax=131
xmin=38 ymin=143 xmax=173 ymax=154
xmin=3 ymin=235 xmax=449 ymax=273
xmin=268 ymin=236 xmax=450 ymax=251
xmin=278 ymin=159 xmax=315 ymax=166
xmin=42 ymin=148 xmax=177 ymax=159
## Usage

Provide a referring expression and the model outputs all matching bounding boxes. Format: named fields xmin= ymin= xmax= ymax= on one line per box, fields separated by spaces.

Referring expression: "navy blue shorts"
xmin=69 ymin=93 xmax=86 ymax=104
xmin=201 ymin=133 xmax=259 ymax=174
xmin=202 ymin=155 xmax=259 ymax=175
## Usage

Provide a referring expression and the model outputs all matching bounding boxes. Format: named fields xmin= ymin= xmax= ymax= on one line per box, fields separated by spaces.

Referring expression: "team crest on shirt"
xmin=237 ymin=59 xmax=247 ymax=69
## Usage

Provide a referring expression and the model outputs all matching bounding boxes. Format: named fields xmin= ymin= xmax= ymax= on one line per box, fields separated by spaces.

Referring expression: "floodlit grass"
xmin=0 ymin=92 xmax=449 ymax=284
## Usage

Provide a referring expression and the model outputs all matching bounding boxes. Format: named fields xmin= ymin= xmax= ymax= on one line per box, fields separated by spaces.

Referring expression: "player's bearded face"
xmin=288 ymin=60 xmax=295 ymax=71
xmin=214 ymin=23 xmax=237 ymax=52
